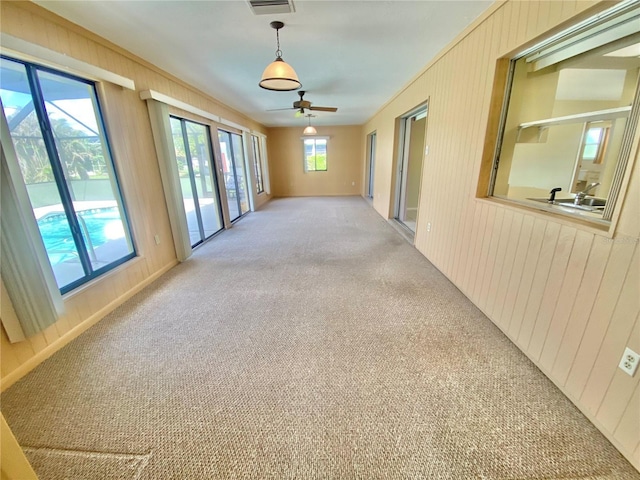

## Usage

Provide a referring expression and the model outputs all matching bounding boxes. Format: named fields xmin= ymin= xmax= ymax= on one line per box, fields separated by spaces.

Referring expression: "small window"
xmin=580 ymin=123 xmax=610 ymax=165
xmin=0 ymin=56 xmax=135 ymax=293
xmin=304 ymin=138 xmax=327 ymax=172
xmin=487 ymin=3 xmax=640 ymax=224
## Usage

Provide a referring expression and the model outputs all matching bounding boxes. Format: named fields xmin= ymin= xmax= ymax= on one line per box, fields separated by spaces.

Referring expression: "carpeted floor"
xmin=2 ymin=197 xmax=638 ymax=479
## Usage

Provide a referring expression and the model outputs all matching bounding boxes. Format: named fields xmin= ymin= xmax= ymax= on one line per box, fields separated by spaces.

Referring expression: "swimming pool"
xmin=37 ymin=206 xmax=126 ymax=266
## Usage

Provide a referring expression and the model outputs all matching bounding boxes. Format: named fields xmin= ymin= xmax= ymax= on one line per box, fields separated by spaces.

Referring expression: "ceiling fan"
xmin=268 ymin=91 xmax=338 ymax=115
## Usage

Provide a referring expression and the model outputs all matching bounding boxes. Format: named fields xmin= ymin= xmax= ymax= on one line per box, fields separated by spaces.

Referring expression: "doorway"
xmin=394 ymin=106 xmax=427 ymax=232
xmin=366 ymin=132 xmax=376 ymax=199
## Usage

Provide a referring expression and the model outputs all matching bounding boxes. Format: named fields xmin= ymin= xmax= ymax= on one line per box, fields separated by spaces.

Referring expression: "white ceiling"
xmin=34 ymin=0 xmax=492 ymax=127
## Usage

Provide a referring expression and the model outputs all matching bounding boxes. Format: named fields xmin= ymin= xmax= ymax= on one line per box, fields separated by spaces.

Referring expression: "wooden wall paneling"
xmin=0 ymin=331 xmax=21 ymax=378
xmin=580 ymin=246 xmax=640 ymax=414
xmin=27 ymin=332 xmax=48 ymax=357
xmin=561 ymin=1 xmax=580 ymax=21
xmin=536 ymin=1 xmax=552 ymax=37
xmin=440 ymin=50 xmax=460 ymax=268
xmin=64 ymin=302 xmax=83 ymax=330
xmin=66 ymin=30 xmax=87 ymax=62
xmin=449 ymin=39 xmax=478 ymax=282
xmin=29 ymin=9 xmax=48 ymax=47
xmin=422 ymin=66 xmax=440 ymax=259
xmin=506 ymin=1 xmax=521 ymax=52
xmin=596 ymin=313 xmax=640 ymax=432
xmin=3 ymin=330 xmax=34 ymax=366
xmin=473 ymin=206 xmax=502 ymax=305
xmin=547 ymin=0 xmax=564 ymax=30
xmin=484 ymin=209 xmax=514 ymax=316
xmin=41 ymin=323 xmax=59 ymax=346
xmin=470 ymin=203 xmax=495 ymax=296
xmin=613 ymin=379 xmax=640 ymax=462
xmin=515 ymin=0 xmax=533 ymax=50
xmin=535 ymin=230 xmax=593 ymax=364
xmin=463 ymin=202 xmax=489 ymax=298
xmin=425 ymin=60 xmax=447 ymax=265
xmin=462 ymin=200 xmax=486 ymax=292
xmin=448 ymin=40 xmax=477 ymax=276
xmin=450 ymin=24 xmax=488 ymax=284
xmin=564 ymin=241 xmax=637 ymax=398
xmin=524 ymin=1 xmax=541 ymax=42
xmin=491 ymin=212 xmax=524 ymax=328
xmin=53 ymin=309 xmax=72 ymax=339
xmin=517 ymin=221 xmax=562 ymax=347
xmin=433 ymin=58 xmax=452 ymax=267
xmin=550 ymin=237 xmax=612 ymax=382
xmin=480 ymin=205 xmax=508 ymax=307
xmin=527 ymin=225 xmax=577 ymax=358
xmin=508 ymin=218 xmax=547 ymax=337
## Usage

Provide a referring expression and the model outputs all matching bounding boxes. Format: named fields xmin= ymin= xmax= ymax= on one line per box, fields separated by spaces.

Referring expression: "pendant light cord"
xmin=275 ymin=28 xmax=282 ymax=58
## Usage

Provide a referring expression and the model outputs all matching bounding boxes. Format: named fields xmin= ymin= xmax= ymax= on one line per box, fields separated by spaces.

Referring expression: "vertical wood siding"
xmin=364 ymin=0 xmax=640 ymax=469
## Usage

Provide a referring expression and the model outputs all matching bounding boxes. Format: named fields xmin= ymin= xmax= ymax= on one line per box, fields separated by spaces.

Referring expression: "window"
xmin=252 ymin=135 xmax=264 ymax=194
xmin=304 ymin=138 xmax=327 ymax=172
xmin=0 ymin=56 xmax=135 ymax=293
xmin=487 ymin=3 xmax=640 ymax=224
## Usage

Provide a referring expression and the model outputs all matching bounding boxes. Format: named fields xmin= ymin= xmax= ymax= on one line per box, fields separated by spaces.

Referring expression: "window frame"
xmin=303 ymin=136 xmax=329 ymax=172
xmin=0 ymin=55 xmax=136 ymax=294
xmin=481 ymin=3 xmax=640 ymax=230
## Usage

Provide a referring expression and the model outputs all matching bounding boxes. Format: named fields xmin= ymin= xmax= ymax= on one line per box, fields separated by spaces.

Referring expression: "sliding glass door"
xmin=218 ymin=130 xmax=250 ymax=221
xmin=170 ymin=117 xmax=223 ymax=247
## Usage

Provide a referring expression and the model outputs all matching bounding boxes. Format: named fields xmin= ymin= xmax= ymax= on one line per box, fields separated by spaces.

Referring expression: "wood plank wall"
xmin=0 ymin=2 xmax=269 ymax=387
xmin=364 ymin=0 xmax=640 ymax=469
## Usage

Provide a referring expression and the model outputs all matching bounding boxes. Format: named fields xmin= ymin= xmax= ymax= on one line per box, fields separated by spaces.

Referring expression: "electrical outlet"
xmin=154 ymin=234 xmax=160 ymax=245
xmin=618 ymin=347 xmax=640 ymax=377
xmin=426 ymin=222 xmax=431 ymax=232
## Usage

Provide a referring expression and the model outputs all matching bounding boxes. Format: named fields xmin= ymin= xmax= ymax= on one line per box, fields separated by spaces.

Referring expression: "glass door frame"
xmin=394 ymin=104 xmax=428 ymax=230
xmin=367 ymin=131 xmax=376 ymax=199
xmin=218 ymin=129 xmax=249 ymax=222
xmin=171 ymin=115 xmax=224 ymax=247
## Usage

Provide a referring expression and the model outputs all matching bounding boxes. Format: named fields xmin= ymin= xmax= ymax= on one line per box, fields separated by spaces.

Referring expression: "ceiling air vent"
xmin=248 ymin=0 xmax=295 ymax=15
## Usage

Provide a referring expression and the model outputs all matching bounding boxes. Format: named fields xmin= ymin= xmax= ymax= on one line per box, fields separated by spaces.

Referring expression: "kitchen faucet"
xmin=574 ymin=182 xmax=600 ymax=205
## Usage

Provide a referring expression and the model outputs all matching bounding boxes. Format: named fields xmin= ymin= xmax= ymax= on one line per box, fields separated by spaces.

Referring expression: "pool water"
xmin=37 ymin=207 xmax=126 ymax=265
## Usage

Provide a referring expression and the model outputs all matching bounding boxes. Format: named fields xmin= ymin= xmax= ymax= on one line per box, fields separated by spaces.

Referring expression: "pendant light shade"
xmin=259 ymin=21 xmax=301 ymax=91
xmin=303 ymin=114 xmax=317 ymax=135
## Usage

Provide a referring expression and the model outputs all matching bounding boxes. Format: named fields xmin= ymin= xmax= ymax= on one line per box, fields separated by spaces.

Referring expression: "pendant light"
xmin=303 ymin=114 xmax=317 ymax=135
xmin=259 ymin=21 xmax=301 ymax=91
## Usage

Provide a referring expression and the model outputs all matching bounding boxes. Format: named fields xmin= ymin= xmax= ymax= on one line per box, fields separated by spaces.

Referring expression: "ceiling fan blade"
xmin=309 ymin=106 xmax=338 ymax=112
xmin=267 ymin=107 xmax=296 ymax=111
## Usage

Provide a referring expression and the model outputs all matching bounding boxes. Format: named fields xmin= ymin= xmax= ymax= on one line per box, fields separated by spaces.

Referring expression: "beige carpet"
xmin=23 ymin=447 xmax=150 ymax=480
xmin=2 ymin=197 xmax=638 ymax=479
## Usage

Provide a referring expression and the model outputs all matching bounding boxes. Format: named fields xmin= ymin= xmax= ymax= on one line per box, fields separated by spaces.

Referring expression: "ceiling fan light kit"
xmin=259 ymin=21 xmax=302 ymax=91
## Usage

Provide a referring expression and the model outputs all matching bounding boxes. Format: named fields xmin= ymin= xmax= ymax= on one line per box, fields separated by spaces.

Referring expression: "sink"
xmin=555 ymin=197 xmax=606 ymax=207
xmin=526 ymin=197 xmax=606 ymax=213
